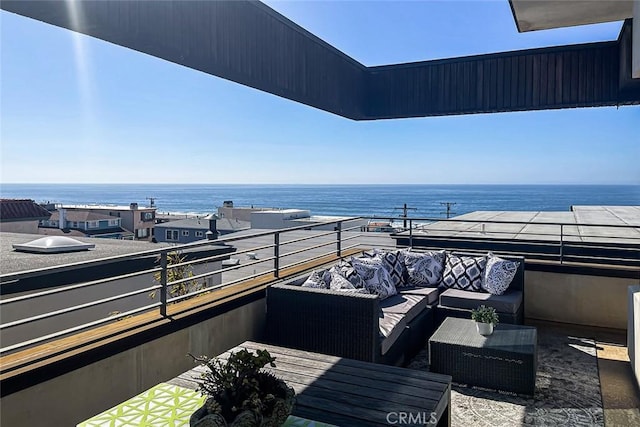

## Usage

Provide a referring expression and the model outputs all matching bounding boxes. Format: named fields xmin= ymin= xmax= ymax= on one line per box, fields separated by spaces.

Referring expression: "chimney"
xmin=223 ymin=200 xmax=233 ymax=208
xmin=58 ymin=208 xmax=66 ymax=229
xmin=204 ymin=213 xmax=219 ymax=240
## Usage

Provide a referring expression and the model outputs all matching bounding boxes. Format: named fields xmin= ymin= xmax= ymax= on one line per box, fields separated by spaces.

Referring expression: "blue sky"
xmin=1 ymin=1 xmax=638 ymax=185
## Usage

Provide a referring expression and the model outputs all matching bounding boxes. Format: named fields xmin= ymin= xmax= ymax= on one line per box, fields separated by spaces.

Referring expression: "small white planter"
xmin=476 ymin=322 xmax=494 ymax=336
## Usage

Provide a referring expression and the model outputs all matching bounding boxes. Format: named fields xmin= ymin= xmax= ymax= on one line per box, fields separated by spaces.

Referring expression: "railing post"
xmin=274 ymin=232 xmax=280 ymax=279
xmin=409 ymin=219 xmax=413 ymax=248
xmin=160 ymin=251 xmax=168 ymax=317
xmin=559 ymin=224 xmax=564 ymax=264
xmin=336 ymin=221 xmax=342 ymax=258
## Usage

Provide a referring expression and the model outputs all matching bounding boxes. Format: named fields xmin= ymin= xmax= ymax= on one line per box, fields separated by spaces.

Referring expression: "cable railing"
xmin=1 ymin=215 xmax=637 ymax=355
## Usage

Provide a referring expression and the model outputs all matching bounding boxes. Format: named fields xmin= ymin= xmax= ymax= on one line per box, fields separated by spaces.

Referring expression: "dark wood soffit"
xmin=1 ymin=0 xmax=638 ymax=120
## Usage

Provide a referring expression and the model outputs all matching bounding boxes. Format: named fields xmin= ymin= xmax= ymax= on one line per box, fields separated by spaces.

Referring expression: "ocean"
xmin=2 ymin=184 xmax=639 ymax=219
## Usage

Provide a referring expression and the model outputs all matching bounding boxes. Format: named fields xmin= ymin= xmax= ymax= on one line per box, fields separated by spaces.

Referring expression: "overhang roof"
xmin=1 ymin=1 xmax=638 ymax=118
xmin=509 ymin=0 xmax=633 ymax=32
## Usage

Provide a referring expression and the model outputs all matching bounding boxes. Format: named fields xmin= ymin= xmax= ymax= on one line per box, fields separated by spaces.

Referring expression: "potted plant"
xmin=189 ymin=348 xmax=295 ymax=427
xmin=471 ymin=305 xmax=499 ymax=335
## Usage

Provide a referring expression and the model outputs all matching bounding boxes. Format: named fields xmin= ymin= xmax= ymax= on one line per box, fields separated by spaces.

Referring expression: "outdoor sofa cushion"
xmin=380 ymin=294 xmax=430 ymax=324
xmin=399 ymin=286 xmax=440 ymax=305
xmin=378 ymin=312 xmax=407 ymax=356
xmin=378 ymin=293 xmax=430 ymax=355
xmin=439 ymin=288 xmax=523 ymax=314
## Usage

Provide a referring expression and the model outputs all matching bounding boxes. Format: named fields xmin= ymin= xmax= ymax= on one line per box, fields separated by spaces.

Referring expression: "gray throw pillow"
xmin=482 ymin=253 xmax=519 ymax=295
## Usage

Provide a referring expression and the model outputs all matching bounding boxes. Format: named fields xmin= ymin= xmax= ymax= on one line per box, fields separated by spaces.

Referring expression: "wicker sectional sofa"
xmin=266 ymin=250 xmax=525 ymax=365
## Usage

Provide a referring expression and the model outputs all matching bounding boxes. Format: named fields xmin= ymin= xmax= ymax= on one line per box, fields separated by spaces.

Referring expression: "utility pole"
xmin=146 ymin=197 xmax=156 ymax=208
xmin=393 ymin=203 xmax=417 ymax=228
xmin=440 ymin=202 xmax=456 ymax=219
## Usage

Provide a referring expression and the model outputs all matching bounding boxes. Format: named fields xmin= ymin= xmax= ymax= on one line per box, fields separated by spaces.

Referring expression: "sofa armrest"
xmin=266 ymin=284 xmax=380 ymax=362
xmin=505 ymin=256 xmax=526 ymax=292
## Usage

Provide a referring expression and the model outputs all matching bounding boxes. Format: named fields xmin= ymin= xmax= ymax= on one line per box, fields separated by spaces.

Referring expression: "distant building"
xmin=154 ymin=214 xmax=218 ymax=244
xmin=250 ymin=209 xmax=367 ymax=230
xmin=0 ymin=199 xmax=52 ymax=234
xmin=217 ymin=200 xmax=276 ymax=222
xmin=56 ymin=203 xmax=156 ymax=241
xmin=39 ymin=209 xmax=133 ymax=239
xmin=215 ymin=217 xmax=251 ymax=235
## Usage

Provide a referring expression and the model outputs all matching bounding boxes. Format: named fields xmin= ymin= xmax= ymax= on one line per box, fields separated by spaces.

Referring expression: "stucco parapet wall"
xmin=526 ymin=269 xmax=636 ymax=330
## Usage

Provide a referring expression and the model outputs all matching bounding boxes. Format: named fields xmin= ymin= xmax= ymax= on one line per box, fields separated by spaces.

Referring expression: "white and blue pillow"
xmin=328 ymin=261 xmax=365 ymax=289
xmin=401 ymin=249 xmax=446 ymax=287
xmin=301 ymin=269 xmax=330 ymax=288
xmin=363 ymin=249 xmax=408 ymax=289
xmin=350 ymin=257 xmax=397 ymax=299
xmin=441 ymin=254 xmax=487 ymax=291
xmin=482 ymin=253 xmax=519 ymax=295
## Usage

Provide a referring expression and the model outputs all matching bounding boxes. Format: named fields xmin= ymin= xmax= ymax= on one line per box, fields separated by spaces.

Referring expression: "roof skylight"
xmin=12 ymin=236 xmax=95 ymax=254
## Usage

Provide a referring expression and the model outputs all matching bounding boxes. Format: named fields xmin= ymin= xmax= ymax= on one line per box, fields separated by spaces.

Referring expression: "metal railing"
xmin=0 ymin=217 xmax=365 ymax=355
xmin=1 ymin=214 xmax=638 ymax=355
xmin=371 ymin=215 xmax=639 ymax=266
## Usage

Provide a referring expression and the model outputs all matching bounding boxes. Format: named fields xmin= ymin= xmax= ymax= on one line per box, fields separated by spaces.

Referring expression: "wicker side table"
xmin=429 ymin=317 xmax=537 ymax=395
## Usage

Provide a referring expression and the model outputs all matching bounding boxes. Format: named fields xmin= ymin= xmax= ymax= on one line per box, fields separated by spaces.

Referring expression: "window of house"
xmin=182 ymin=230 xmax=190 ymax=237
xmin=166 ymin=230 xmax=178 ymax=241
xmin=195 ymin=231 xmax=204 ymax=237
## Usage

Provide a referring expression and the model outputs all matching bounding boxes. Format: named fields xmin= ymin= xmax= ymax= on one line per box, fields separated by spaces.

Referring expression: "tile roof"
xmin=0 ymin=199 xmax=52 ymax=221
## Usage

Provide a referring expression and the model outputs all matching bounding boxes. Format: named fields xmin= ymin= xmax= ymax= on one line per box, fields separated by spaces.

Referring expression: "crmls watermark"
xmin=386 ymin=412 xmax=438 ymax=425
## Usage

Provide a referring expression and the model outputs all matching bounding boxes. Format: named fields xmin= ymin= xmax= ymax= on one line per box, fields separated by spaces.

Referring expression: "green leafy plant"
xmin=471 ymin=305 xmax=499 ymax=325
xmin=150 ymin=251 xmax=202 ymax=300
xmin=189 ymin=349 xmax=295 ymax=426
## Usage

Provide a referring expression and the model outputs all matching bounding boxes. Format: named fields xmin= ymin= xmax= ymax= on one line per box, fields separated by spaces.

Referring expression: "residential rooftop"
xmin=61 ymin=204 xmax=156 ymax=211
xmin=407 ymin=205 xmax=640 ymax=245
xmin=0 ymin=232 xmax=170 ymax=275
xmin=46 ymin=210 xmax=119 ymax=222
xmin=0 ymin=199 xmax=51 ymax=221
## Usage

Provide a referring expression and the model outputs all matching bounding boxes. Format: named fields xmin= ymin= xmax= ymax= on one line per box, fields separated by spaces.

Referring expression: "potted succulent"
xmin=189 ymin=348 xmax=295 ymax=427
xmin=471 ymin=305 xmax=499 ymax=336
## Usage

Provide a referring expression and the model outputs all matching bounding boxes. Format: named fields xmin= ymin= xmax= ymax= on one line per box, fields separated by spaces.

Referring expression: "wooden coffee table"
xmin=429 ymin=317 xmax=537 ymax=395
xmin=171 ymin=341 xmax=453 ymax=426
